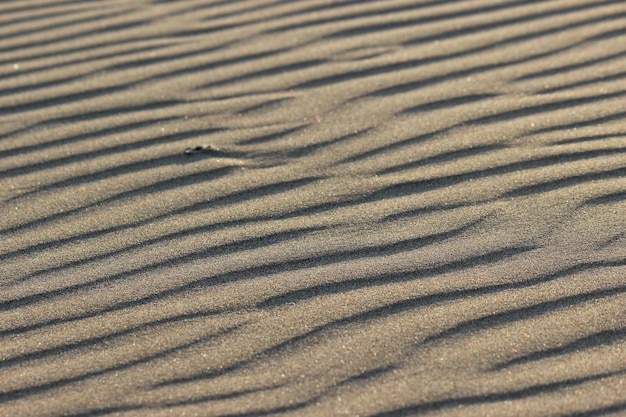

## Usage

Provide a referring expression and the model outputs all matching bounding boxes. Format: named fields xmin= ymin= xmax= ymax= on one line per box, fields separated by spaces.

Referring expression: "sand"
xmin=1 ymin=0 xmax=625 ymax=416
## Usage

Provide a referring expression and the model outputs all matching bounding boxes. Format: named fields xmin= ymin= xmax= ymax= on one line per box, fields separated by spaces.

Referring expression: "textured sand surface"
xmin=1 ymin=1 xmax=625 ymax=416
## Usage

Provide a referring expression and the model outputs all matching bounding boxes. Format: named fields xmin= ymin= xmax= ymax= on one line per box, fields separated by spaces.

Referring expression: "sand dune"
xmin=1 ymin=0 xmax=625 ymax=416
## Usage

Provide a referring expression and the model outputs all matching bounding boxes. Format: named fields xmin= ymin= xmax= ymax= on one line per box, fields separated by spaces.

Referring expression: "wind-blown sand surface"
xmin=1 ymin=1 xmax=625 ymax=416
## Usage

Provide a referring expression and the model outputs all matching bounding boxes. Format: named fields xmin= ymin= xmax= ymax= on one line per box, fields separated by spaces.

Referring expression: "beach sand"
xmin=1 ymin=1 xmax=625 ymax=416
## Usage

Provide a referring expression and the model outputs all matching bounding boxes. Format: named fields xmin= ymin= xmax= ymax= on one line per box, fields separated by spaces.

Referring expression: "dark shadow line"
xmin=256 ymin=260 xmax=624 ymax=364
xmin=541 ymin=69 xmax=626 ymax=94
xmin=159 ymin=271 xmax=617 ymax=401
xmin=0 ymin=117 xmax=178 ymax=159
xmin=272 ymin=0 xmax=393 ymax=19
xmin=0 ymin=127 xmax=223 ymax=179
xmin=254 ymin=197 xmax=357 ymax=222
xmin=338 ymin=127 xmax=450 ymax=164
xmin=237 ymin=125 xmax=308 ymax=145
xmin=2 ymin=181 xmax=320 ymax=266
xmin=337 ymin=365 xmax=397 ymax=387
xmin=4 ymin=209 xmax=258 ymax=280
xmin=1 ymin=178 xmax=321 ymax=262
xmin=344 ymin=88 xmax=624 ymax=164
xmin=359 ymin=150 xmax=626 ymax=201
xmin=0 ymin=3 xmax=90 ymax=29
xmin=492 ymin=326 xmax=626 ymax=370
xmin=467 ymin=90 xmax=626 ymax=125
xmin=0 ymin=1 xmax=87 ymax=14
xmin=66 ymin=397 xmax=315 ymax=417
xmin=0 ymin=325 xmax=242 ymax=403
xmin=354 ymin=13 xmax=626 ymax=100
xmin=0 ymin=100 xmax=185 ymax=143
xmin=0 ymin=33 xmax=178 ymax=68
xmin=379 ymin=200 xmax=492 ymax=223
xmin=200 ymin=59 xmax=327 ymax=89
xmin=0 ymin=309 xmax=227 ymax=369
xmin=258 ymin=261 xmax=626 ymax=340
xmin=563 ymin=402 xmax=626 ymax=417
xmin=190 ymin=0 xmax=293 ymax=27
xmin=531 ymin=110 xmax=626 ymax=135
xmin=156 ymin=216 xmax=490 ymax=296
xmin=0 ymin=71 xmax=90 ymax=99
xmin=9 ymin=157 xmax=236 ymax=203
xmin=61 ymin=383 xmax=284 ymax=416
xmin=515 ymin=49 xmax=626 ymax=81
xmin=583 ymin=190 xmax=626 ymax=205
xmin=0 ymin=8 xmax=130 ymax=44
xmin=402 ymin=0 xmax=624 ymax=46
xmin=8 ymin=228 xmax=502 ymax=386
xmin=158 ymin=247 xmax=537 ymax=387
xmin=291 ymin=55 xmax=439 ymax=90
xmin=401 ymin=94 xmax=498 ymax=114
xmin=586 ymin=25 xmax=626 ymax=41
xmin=106 ymin=39 xmax=234 ymax=71
xmin=160 ymin=384 xmax=284 ymax=408
xmin=238 ymin=97 xmax=292 ymax=114
xmin=163 ymin=0 xmax=247 ymax=20
xmin=0 ymin=79 xmax=144 ymax=117
xmin=597 ymin=232 xmax=625 ymax=249
xmin=58 ymin=405 xmax=145 ymax=417
xmin=553 ymin=133 xmax=625 ymax=145
xmin=153 ymin=358 xmax=248 ymax=387
xmin=156 ymin=19 xmax=254 ymax=37
xmin=258 ymin=246 xmax=540 ymax=309
xmin=292 ymin=3 xmax=618 ymax=91
xmin=0 ymin=292 xmax=238 ymax=338
xmin=363 ymin=62 xmax=505 ymax=97
xmin=377 ymin=144 xmax=507 ymax=175
xmin=420 ymin=285 xmax=626 ymax=346
xmin=19 ymin=200 xmax=326 ymax=283
xmin=371 ymin=369 xmax=626 ymax=417
xmin=1 ymin=178 xmax=334 ymax=265
xmin=503 ymin=166 xmax=626 ymax=198
xmin=160 ymin=0 xmax=242 ymax=12
xmin=325 ymin=0 xmax=547 ymax=38
xmin=0 ymin=225 xmax=326 ymax=314
xmin=266 ymin=1 xmax=451 ymax=34
xmin=201 ymin=399 xmax=316 ymax=417
xmin=151 ymin=371 xmax=321 ymax=416
xmin=282 ymin=127 xmax=374 ymax=159
xmin=0 ymin=0 xmax=87 ymax=18
xmin=148 ymin=47 xmax=292 ymax=84
xmin=3 ymin=216 xmax=482 ymax=315
xmin=0 ymin=16 xmax=150 ymax=55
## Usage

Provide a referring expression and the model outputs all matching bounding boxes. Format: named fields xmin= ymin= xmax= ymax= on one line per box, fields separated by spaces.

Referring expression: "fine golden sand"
xmin=1 ymin=1 xmax=625 ymax=416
